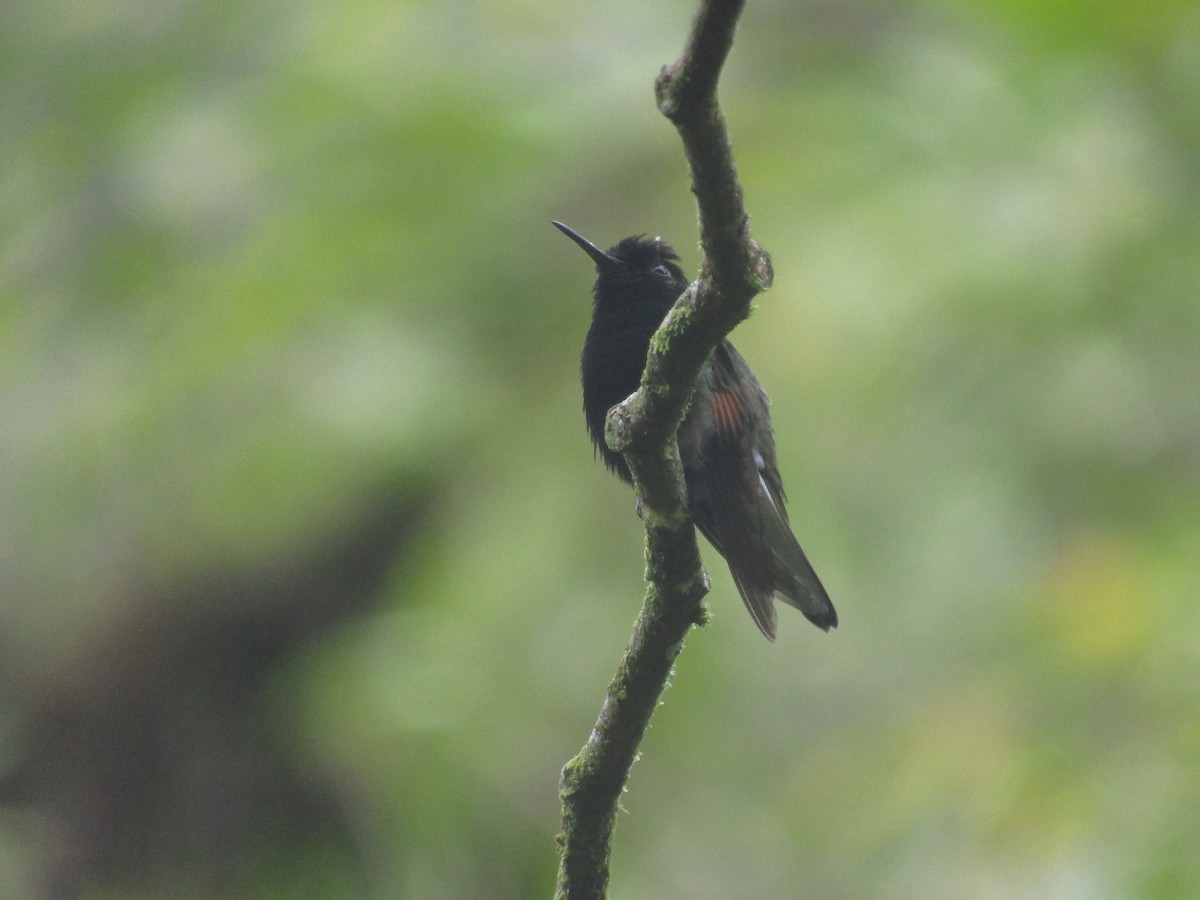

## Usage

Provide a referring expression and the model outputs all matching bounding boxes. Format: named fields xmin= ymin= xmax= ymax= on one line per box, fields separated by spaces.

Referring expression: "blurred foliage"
xmin=2 ymin=0 xmax=1199 ymax=897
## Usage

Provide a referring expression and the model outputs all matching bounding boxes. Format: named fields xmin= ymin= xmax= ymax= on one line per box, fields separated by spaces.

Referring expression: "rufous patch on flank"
xmin=712 ymin=387 xmax=745 ymax=437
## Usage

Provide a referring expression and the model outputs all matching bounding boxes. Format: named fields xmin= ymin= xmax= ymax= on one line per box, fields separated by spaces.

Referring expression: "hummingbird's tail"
xmin=693 ymin=466 xmax=837 ymax=641
xmin=754 ymin=471 xmax=837 ymax=633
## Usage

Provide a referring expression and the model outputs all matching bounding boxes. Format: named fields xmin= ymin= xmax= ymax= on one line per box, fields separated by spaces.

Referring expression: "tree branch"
xmin=554 ymin=0 xmax=770 ymax=897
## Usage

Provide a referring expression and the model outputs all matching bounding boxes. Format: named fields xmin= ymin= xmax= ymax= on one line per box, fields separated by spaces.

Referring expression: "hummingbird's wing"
xmin=685 ymin=343 xmax=837 ymax=640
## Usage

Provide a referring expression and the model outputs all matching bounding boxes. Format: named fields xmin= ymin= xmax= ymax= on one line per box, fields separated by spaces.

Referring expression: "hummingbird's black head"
xmin=553 ymin=221 xmax=689 ymax=322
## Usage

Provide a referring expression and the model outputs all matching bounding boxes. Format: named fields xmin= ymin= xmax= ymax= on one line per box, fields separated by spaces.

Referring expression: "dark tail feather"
xmin=756 ymin=473 xmax=837 ymax=630
xmin=689 ymin=446 xmax=835 ymax=639
xmin=692 ymin=451 xmax=783 ymax=641
xmin=728 ymin=563 xmax=779 ymax=641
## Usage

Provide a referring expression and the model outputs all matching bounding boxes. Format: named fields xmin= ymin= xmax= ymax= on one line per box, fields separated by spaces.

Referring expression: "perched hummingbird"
xmin=554 ymin=221 xmax=836 ymax=640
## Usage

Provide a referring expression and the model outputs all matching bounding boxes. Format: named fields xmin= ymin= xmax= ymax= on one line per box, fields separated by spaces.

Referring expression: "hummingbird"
xmin=554 ymin=221 xmax=836 ymax=640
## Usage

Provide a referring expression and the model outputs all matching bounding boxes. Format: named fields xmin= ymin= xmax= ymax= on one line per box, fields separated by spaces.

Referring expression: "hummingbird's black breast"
xmin=581 ymin=314 xmax=663 ymax=480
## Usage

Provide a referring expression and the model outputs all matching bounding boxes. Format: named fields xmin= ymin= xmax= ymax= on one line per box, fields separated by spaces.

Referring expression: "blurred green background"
xmin=3 ymin=0 xmax=1199 ymax=897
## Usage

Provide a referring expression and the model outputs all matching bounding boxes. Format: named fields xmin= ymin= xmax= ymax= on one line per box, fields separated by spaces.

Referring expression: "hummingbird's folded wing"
xmin=685 ymin=342 xmax=836 ymax=639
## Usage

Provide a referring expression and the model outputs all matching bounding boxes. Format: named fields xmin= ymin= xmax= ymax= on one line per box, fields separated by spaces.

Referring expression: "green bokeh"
xmin=3 ymin=0 xmax=1199 ymax=897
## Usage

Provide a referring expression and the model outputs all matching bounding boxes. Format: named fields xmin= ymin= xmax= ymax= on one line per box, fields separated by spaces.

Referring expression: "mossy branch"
xmin=554 ymin=0 xmax=769 ymax=897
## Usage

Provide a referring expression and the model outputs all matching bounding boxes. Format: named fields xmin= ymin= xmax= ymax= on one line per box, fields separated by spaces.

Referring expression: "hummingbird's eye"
xmin=652 ymin=264 xmax=672 ymax=278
